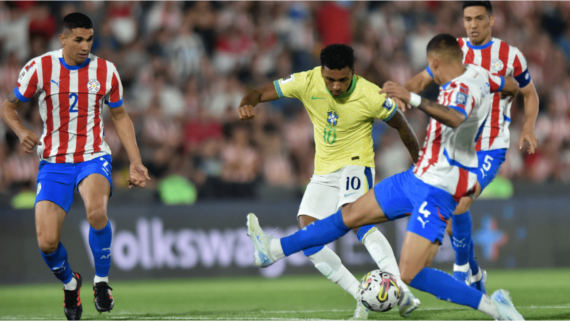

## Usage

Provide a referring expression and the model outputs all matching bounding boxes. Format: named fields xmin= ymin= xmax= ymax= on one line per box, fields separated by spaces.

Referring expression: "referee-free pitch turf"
xmin=0 ymin=269 xmax=569 ymax=320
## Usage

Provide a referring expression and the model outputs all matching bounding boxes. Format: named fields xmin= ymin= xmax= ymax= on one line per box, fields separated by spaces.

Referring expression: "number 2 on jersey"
xmin=69 ymin=93 xmax=78 ymax=113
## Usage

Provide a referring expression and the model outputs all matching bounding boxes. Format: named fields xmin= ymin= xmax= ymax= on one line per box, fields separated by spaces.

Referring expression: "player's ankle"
xmin=64 ymin=277 xmax=77 ymax=291
xmin=94 ymin=275 xmax=109 ymax=284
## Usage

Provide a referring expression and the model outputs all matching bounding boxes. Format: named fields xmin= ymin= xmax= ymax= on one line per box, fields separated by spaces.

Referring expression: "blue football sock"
xmin=356 ymin=225 xmax=377 ymax=242
xmin=281 ymin=209 xmax=350 ymax=257
xmin=452 ymin=211 xmax=472 ymax=266
xmin=469 ymin=238 xmax=480 ymax=276
xmin=410 ymin=267 xmax=483 ymax=309
xmin=40 ymin=242 xmax=73 ymax=284
xmin=89 ymin=221 xmax=113 ymax=277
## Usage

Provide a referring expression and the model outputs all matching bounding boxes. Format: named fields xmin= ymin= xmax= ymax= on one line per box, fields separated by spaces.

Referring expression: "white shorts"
xmin=298 ymin=165 xmax=375 ymax=220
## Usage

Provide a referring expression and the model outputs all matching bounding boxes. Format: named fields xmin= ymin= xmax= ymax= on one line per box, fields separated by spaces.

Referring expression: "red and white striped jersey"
xmin=13 ymin=49 xmax=124 ymax=163
xmin=414 ymin=65 xmax=504 ymax=201
xmin=427 ymin=37 xmax=531 ymax=151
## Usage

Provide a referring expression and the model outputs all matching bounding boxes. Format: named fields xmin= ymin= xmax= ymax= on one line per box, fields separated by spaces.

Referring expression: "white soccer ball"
xmin=357 ymin=270 xmax=401 ymax=312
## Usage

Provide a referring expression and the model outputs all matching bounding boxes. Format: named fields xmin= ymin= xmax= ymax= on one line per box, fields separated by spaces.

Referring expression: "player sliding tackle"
xmin=246 ymin=34 xmax=525 ymax=320
xmin=238 ymin=44 xmax=421 ymax=319
xmin=403 ymin=1 xmax=539 ymax=292
xmin=0 ymin=13 xmax=149 ymax=320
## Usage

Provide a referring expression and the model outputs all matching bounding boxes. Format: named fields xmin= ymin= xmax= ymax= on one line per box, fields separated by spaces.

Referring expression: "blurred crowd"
xmin=1 ymin=1 xmax=570 ymax=201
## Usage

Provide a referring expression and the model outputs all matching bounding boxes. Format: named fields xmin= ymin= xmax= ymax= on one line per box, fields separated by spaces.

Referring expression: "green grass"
xmin=1 ymin=269 xmax=569 ymax=320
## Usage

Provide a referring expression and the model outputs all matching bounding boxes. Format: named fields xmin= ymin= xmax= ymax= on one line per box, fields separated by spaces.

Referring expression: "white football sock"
xmin=94 ymin=275 xmax=109 ymax=284
xmin=269 ymin=239 xmax=285 ymax=260
xmin=477 ymin=294 xmax=499 ymax=319
xmin=308 ymin=246 xmax=359 ymax=300
xmin=63 ymin=277 xmax=77 ymax=291
xmin=362 ymin=229 xmax=411 ymax=293
xmin=471 ymin=268 xmax=483 ymax=283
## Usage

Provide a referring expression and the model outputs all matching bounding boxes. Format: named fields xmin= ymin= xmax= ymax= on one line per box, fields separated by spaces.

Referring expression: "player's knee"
xmin=86 ymin=207 xmax=108 ymax=229
xmin=37 ymin=234 xmax=59 ymax=254
xmin=342 ymin=203 xmax=364 ymax=228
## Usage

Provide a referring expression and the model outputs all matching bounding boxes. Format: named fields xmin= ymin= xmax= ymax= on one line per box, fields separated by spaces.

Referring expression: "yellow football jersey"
xmin=274 ymin=66 xmax=397 ymax=175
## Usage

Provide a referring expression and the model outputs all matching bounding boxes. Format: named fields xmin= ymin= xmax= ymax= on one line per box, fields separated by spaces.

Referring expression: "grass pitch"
xmin=0 ymin=269 xmax=569 ymax=320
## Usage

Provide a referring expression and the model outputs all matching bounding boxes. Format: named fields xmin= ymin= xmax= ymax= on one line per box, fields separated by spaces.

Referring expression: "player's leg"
xmin=296 ymin=172 xmax=362 ymax=302
xmin=77 ymin=155 xmax=114 ymax=313
xmin=35 ymin=165 xmax=82 ymax=320
xmin=402 ymin=187 xmax=523 ymax=320
xmin=340 ymin=166 xmax=419 ymax=316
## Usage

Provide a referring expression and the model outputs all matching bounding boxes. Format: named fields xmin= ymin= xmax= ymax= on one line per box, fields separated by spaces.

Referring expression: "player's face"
xmin=463 ymin=6 xmax=494 ymax=45
xmin=321 ymin=67 xmax=354 ymax=97
xmin=59 ymin=28 xmax=94 ymax=65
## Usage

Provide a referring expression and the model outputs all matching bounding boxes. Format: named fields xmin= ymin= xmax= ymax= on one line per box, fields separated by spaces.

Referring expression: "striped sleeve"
xmin=512 ymin=47 xmax=531 ymax=88
xmin=105 ymin=65 xmax=124 ymax=108
xmin=488 ymin=73 xmax=505 ymax=93
xmin=13 ymin=60 xmax=40 ymax=102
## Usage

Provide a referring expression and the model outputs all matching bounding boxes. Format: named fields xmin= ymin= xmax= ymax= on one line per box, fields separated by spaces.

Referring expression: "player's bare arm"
xmin=385 ymin=109 xmax=420 ymax=163
xmin=519 ymin=81 xmax=539 ymax=154
xmin=380 ymin=81 xmax=465 ymax=128
xmin=401 ymin=70 xmax=435 ymax=112
xmin=1 ymin=92 xmax=41 ymax=153
xmin=238 ymin=82 xmax=280 ymax=120
xmin=109 ymin=105 xmax=150 ymax=188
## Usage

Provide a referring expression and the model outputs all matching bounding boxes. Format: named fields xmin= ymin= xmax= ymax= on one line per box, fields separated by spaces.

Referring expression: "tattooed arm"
xmin=385 ymin=109 xmax=420 ymax=163
xmin=380 ymin=81 xmax=465 ymax=128
xmin=1 ymin=92 xmax=41 ymax=153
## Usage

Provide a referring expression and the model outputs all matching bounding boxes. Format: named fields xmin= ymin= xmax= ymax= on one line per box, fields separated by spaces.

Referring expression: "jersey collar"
xmin=59 ymin=50 xmax=91 ymax=71
xmin=466 ymin=40 xmax=494 ymax=50
xmin=327 ymin=76 xmax=357 ymax=99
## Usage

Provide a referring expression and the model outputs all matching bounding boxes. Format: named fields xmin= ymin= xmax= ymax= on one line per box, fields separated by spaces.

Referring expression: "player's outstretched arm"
xmin=518 ymin=80 xmax=539 ymax=154
xmin=0 ymin=92 xmax=41 ymax=153
xmin=380 ymin=81 xmax=465 ymax=128
xmin=109 ymin=105 xmax=150 ymax=188
xmin=386 ymin=109 xmax=420 ymax=163
xmin=238 ymin=82 xmax=280 ymax=120
xmin=401 ymin=70 xmax=435 ymax=112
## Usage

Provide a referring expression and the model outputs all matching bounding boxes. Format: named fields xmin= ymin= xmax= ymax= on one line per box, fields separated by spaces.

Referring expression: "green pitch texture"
xmin=1 ymin=269 xmax=569 ymax=320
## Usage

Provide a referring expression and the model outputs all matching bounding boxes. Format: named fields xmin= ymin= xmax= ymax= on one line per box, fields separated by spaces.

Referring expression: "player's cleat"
xmin=246 ymin=213 xmax=275 ymax=267
xmin=349 ymin=301 xmax=369 ymax=320
xmin=491 ymin=289 xmax=525 ymax=320
xmin=398 ymin=290 xmax=421 ymax=318
xmin=63 ymin=272 xmax=82 ymax=320
xmin=471 ymin=269 xmax=488 ymax=295
xmin=453 ymin=269 xmax=472 ymax=286
xmin=93 ymin=282 xmax=114 ymax=313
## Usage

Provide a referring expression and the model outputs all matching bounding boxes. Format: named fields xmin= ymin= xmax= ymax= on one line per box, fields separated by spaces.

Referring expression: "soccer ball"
xmin=357 ymin=270 xmax=401 ymax=312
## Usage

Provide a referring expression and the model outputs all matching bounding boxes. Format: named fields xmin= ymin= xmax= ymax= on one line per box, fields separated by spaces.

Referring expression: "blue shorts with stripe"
xmin=476 ymin=148 xmax=507 ymax=191
xmin=373 ymin=169 xmax=458 ymax=244
xmin=35 ymin=155 xmax=113 ymax=213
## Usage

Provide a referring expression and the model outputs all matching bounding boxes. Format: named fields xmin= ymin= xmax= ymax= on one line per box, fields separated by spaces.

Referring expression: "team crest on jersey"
xmin=327 ymin=110 xmax=339 ymax=126
xmin=456 ymin=92 xmax=468 ymax=106
xmin=491 ymin=59 xmax=504 ymax=72
xmin=87 ymin=79 xmax=101 ymax=93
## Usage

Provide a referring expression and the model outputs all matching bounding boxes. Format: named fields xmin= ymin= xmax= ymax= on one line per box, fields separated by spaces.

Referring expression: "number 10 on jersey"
xmin=323 ymin=127 xmax=337 ymax=144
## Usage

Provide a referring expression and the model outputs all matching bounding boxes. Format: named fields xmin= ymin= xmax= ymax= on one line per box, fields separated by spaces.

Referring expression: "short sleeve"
xmin=488 ymin=73 xmax=505 ymax=93
xmin=512 ymin=48 xmax=531 ymax=88
xmin=447 ymin=82 xmax=474 ymax=121
xmin=13 ymin=60 xmax=39 ymax=103
xmin=426 ymin=66 xmax=434 ymax=78
xmin=105 ymin=66 xmax=124 ymax=108
xmin=273 ymin=71 xmax=308 ymax=100
xmin=370 ymin=85 xmax=397 ymax=121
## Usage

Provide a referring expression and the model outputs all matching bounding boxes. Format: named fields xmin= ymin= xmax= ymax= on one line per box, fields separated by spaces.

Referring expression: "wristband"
xmin=409 ymin=93 xmax=422 ymax=107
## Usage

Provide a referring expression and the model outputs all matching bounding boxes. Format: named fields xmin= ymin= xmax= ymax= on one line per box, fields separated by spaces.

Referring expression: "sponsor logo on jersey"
xmin=327 ymin=110 xmax=339 ymax=126
xmin=88 ymin=79 xmax=101 ymax=93
xmin=491 ymin=59 xmax=504 ymax=72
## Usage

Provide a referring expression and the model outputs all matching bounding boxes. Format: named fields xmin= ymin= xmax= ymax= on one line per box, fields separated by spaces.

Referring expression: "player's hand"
xmin=391 ymin=97 xmax=410 ymax=113
xmin=519 ymin=127 xmax=538 ymax=154
xmin=128 ymin=162 xmax=151 ymax=188
xmin=17 ymin=128 xmax=41 ymax=153
xmin=238 ymin=104 xmax=255 ymax=120
xmin=379 ymin=81 xmax=411 ymax=105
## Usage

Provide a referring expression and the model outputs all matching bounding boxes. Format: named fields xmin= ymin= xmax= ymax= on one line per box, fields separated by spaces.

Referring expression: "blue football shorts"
xmin=476 ymin=148 xmax=507 ymax=191
xmin=373 ymin=169 xmax=458 ymax=244
xmin=35 ymin=155 xmax=113 ymax=213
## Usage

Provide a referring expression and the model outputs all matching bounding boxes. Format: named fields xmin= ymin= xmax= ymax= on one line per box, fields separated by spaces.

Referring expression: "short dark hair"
xmin=426 ymin=34 xmax=463 ymax=60
xmin=463 ymin=1 xmax=493 ymax=14
xmin=63 ymin=12 xmax=93 ymax=32
xmin=320 ymin=44 xmax=354 ymax=70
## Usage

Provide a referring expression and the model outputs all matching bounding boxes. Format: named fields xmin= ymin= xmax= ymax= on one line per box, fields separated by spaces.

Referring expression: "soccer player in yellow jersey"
xmin=238 ymin=44 xmax=421 ymax=319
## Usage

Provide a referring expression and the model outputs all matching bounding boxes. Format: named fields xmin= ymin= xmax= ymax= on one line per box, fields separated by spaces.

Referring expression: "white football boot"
xmin=349 ymin=301 xmax=369 ymax=320
xmin=490 ymin=290 xmax=525 ymax=320
xmin=398 ymin=290 xmax=421 ymax=317
xmin=246 ymin=213 xmax=275 ymax=267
